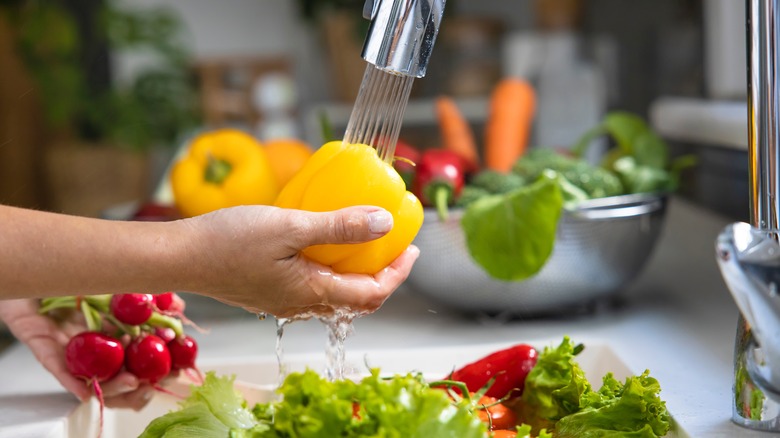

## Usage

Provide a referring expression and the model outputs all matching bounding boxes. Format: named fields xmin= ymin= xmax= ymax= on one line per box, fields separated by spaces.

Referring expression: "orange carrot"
xmin=484 ymin=78 xmax=536 ymax=173
xmin=435 ymin=96 xmax=479 ymax=172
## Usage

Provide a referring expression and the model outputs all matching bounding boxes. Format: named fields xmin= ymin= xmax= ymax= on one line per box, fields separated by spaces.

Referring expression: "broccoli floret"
xmin=513 ymin=148 xmax=624 ymax=198
xmin=469 ymin=170 xmax=527 ymax=194
xmin=454 ymin=185 xmax=491 ymax=208
xmin=513 ymin=148 xmax=573 ymax=178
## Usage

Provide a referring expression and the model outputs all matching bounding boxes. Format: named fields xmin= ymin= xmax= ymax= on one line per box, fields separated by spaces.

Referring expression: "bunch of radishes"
xmin=39 ymin=292 xmax=201 ymax=433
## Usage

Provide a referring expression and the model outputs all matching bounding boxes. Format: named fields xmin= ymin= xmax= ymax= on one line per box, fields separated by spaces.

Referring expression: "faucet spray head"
xmin=361 ymin=0 xmax=446 ymax=78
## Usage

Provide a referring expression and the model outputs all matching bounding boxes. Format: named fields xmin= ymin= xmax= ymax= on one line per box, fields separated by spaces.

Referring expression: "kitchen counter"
xmin=0 ymin=197 xmax=770 ymax=437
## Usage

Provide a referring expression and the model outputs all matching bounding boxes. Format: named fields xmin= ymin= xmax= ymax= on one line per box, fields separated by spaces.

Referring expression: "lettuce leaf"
xmin=139 ymin=402 xmax=231 ymax=438
xmin=254 ymin=369 xmax=486 ymax=438
xmin=141 ymin=338 xmax=671 ymax=438
xmin=519 ymin=336 xmax=589 ymax=431
xmin=142 ymin=369 xmax=486 ymax=438
xmin=351 ymin=370 xmax=486 ymax=437
xmin=554 ymin=371 xmax=671 ymax=438
xmin=140 ymin=372 xmax=258 ymax=438
xmin=519 ymin=337 xmax=671 ymax=438
xmin=461 ymin=171 xmax=563 ymax=281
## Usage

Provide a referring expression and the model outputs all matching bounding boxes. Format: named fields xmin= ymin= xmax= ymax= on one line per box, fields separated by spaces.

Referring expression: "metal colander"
xmin=405 ymin=193 xmax=668 ymax=316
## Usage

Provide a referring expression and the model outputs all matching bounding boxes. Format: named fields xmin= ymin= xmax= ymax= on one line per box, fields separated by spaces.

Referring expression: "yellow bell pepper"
xmin=275 ymin=140 xmax=423 ymax=275
xmin=171 ymin=129 xmax=279 ymax=217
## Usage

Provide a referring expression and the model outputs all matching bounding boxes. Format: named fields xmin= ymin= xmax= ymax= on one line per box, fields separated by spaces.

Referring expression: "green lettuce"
xmin=141 ymin=369 xmax=486 ymax=438
xmin=140 ymin=373 xmax=258 ymax=438
xmin=519 ymin=337 xmax=671 ymax=438
xmin=555 ymin=371 xmax=671 ymax=437
xmin=141 ymin=337 xmax=671 ymax=438
xmin=461 ymin=171 xmax=563 ymax=281
xmin=519 ymin=336 xmax=589 ymax=431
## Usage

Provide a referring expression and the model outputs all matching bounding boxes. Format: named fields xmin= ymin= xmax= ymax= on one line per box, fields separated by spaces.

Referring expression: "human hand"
xmin=0 ymin=299 xmax=165 ymax=410
xmin=177 ymin=205 xmax=420 ymax=318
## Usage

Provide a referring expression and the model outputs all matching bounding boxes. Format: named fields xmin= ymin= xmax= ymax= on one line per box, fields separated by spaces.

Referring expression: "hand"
xmin=178 ymin=205 xmax=420 ymax=318
xmin=0 ymin=299 xmax=161 ymax=410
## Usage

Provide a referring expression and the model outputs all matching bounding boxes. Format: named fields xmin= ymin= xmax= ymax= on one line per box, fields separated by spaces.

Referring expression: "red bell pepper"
xmin=448 ymin=344 xmax=538 ymax=399
xmin=413 ymin=149 xmax=467 ymax=221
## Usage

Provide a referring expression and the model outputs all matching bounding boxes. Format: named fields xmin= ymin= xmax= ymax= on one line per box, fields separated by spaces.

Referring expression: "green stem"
xmin=103 ymin=313 xmax=140 ymax=338
xmin=84 ymin=294 xmax=112 ymax=314
xmin=204 ymin=153 xmax=232 ymax=184
xmin=80 ymin=300 xmax=102 ymax=332
xmin=432 ymin=184 xmax=452 ymax=222
xmin=38 ymin=296 xmax=77 ymax=314
xmin=428 ymin=379 xmax=472 ymax=403
xmin=146 ymin=312 xmax=184 ymax=338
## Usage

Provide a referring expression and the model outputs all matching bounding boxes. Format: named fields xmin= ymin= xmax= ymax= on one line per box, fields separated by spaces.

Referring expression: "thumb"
xmin=292 ymin=206 xmax=394 ymax=248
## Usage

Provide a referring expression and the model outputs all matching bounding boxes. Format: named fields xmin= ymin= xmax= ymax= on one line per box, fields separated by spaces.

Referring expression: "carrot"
xmin=435 ymin=96 xmax=479 ymax=172
xmin=484 ymin=78 xmax=536 ymax=173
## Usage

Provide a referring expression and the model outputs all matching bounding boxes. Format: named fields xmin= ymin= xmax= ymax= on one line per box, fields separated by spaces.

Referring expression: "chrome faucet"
xmin=716 ymin=0 xmax=780 ymax=431
xmin=361 ymin=0 xmax=446 ymax=78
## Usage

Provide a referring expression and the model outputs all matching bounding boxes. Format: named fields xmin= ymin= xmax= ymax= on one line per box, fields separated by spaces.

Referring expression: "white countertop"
xmin=0 ymin=197 xmax=771 ymax=437
xmin=649 ymin=97 xmax=747 ymax=150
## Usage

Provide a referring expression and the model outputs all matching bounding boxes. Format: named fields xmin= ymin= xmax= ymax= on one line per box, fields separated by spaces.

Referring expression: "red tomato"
xmin=476 ymin=395 xmax=519 ymax=431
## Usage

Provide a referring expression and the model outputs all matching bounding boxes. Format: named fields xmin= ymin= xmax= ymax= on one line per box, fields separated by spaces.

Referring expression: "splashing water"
xmin=319 ymin=309 xmax=361 ymax=381
xmin=275 ymin=317 xmax=291 ymax=385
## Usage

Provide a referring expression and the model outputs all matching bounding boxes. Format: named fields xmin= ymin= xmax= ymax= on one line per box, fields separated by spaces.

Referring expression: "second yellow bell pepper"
xmin=171 ymin=129 xmax=279 ymax=217
xmin=275 ymin=140 xmax=423 ymax=275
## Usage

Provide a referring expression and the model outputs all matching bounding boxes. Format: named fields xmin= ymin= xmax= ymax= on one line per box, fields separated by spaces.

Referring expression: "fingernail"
xmin=143 ymin=391 xmax=154 ymax=401
xmin=367 ymin=210 xmax=393 ymax=234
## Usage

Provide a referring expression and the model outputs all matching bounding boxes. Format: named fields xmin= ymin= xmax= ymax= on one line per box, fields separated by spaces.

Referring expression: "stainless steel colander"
xmin=405 ymin=193 xmax=668 ymax=316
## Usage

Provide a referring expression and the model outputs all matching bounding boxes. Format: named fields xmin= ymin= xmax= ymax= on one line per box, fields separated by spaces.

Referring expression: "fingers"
xmin=318 ymin=245 xmax=420 ymax=312
xmin=102 ymin=383 xmax=156 ymax=411
xmin=26 ymin=335 xmax=92 ymax=402
xmin=99 ymin=371 xmax=140 ymax=398
xmin=289 ymin=207 xmax=393 ymax=249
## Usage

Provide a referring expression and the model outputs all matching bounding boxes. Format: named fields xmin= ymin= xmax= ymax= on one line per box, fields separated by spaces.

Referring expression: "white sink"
xmin=66 ymin=340 xmax=690 ymax=437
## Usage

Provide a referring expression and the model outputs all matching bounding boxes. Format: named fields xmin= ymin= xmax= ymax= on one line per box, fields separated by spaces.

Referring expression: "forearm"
xmin=0 ymin=205 xmax=195 ymax=300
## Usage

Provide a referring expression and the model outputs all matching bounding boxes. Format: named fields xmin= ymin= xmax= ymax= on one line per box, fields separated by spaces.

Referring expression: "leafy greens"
xmin=140 ymin=337 xmax=672 ymax=438
xmin=519 ymin=337 xmax=671 ymax=438
xmin=459 ymin=110 xmax=694 ymax=282
xmin=141 ymin=369 xmax=487 ymax=438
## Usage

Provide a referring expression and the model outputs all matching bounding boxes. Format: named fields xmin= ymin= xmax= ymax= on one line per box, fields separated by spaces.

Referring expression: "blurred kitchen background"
xmin=0 ymin=0 xmax=748 ymax=224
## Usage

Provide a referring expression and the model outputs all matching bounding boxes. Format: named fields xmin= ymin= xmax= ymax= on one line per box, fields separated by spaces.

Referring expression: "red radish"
xmin=65 ymin=332 xmax=125 ymax=383
xmin=155 ymin=292 xmax=209 ymax=334
xmin=168 ymin=335 xmax=203 ymax=384
xmin=154 ymin=292 xmax=175 ymax=311
xmin=168 ymin=336 xmax=198 ymax=370
xmin=65 ymin=332 xmax=125 ymax=438
xmin=125 ymin=334 xmax=171 ymax=384
xmin=110 ymin=293 xmax=154 ymax=325
xmin=167 ymin=293 xmax=186 ymax=314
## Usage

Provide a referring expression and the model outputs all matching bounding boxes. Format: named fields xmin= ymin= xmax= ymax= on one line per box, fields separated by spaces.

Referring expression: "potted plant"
xmin=0 ymin=0 xmax=199 ymax=217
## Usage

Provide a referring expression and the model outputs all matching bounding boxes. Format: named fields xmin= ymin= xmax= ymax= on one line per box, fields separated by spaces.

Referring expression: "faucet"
xmin=716 ymin=0 xmax=780 ymax=431
xmin=360 ymin=0 xmax=446 ymax=78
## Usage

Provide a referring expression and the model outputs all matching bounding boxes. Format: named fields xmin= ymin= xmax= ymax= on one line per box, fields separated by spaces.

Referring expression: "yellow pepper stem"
xmin=205 ymin=153 xmax=233 ymax=184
